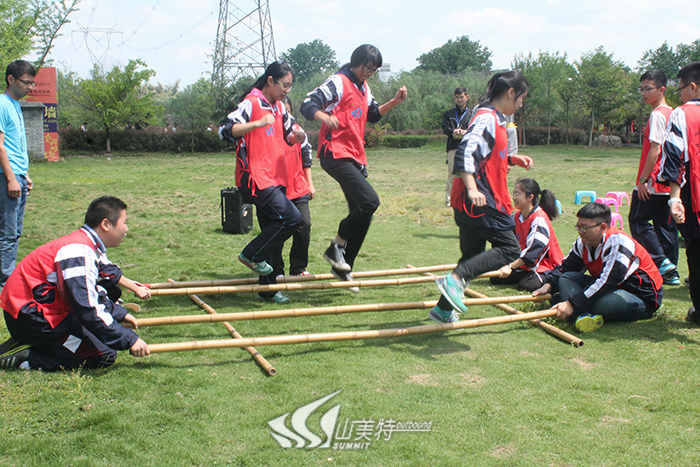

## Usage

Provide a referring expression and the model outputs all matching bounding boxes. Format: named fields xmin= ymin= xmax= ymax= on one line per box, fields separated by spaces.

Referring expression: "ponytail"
xmin=516 ymin=178 xmax=559 ymax=220
xmin=479 ymin=70 xmax=529 ymax=107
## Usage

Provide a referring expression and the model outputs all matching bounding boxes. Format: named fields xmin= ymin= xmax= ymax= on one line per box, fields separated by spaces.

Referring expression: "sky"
xmin=42 ymin=0 xmax=700 ymax=88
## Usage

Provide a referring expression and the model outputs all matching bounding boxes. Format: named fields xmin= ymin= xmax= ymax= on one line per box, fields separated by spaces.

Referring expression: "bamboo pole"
xmin=145 ymin=264 xmax=459 ymax=289
xmin=186 ymin=293 xmax=276 ymax=376
xmin=407 ymin=265 xmax=583 ymax=347
xmin=464 ymin=287 xmax=584 ymax=347
xmin=147 ymin=309 xmax=557 ymax=354
xmin=129 ymin=294 xmax=550 ymax=328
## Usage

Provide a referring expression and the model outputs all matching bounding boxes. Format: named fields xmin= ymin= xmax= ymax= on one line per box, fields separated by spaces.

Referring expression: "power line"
xmin=120 ymin=10 xmax=215 ymax=52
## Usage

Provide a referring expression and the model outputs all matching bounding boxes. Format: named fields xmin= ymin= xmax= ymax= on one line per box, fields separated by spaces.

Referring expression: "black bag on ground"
xmin=221 ymin=187 xmax=253 ymax=234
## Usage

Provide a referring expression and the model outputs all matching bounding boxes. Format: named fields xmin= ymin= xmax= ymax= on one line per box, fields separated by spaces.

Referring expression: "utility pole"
xmin=212 ymin=0 xmax=276 ymax=93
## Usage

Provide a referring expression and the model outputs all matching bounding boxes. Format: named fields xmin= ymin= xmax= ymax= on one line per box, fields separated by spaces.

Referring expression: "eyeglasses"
xmin=575 ymin=222 xmax=602 ymax=233
xmin=677 ymin=82 xmax=691 ymax=94
xmin=639 ymin=86 xmax=657 ymax=93
xmin=14 ymin=77 xmax=35 ymax=86
xmin=363 ymin=64 xmax=379 ymax=75
xmin=274 ymin=79 xmax=292 ymax=91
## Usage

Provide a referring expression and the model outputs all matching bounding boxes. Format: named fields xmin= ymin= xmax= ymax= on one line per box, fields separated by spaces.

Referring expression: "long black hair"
xmin=479 ymin=70 xmax=529 ymax=107
xmin=239 ymin=61 xmax=293 ymax=103
xmin=516 ymin=178 xmax=558 ymax=220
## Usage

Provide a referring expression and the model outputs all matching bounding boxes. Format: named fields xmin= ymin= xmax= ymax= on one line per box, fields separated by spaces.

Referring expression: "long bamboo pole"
xmin=147 ymin=309 xmax=557 ymax=353
xmin=128 ymin=294 xmax=550 ymax=328
xmin=146 ymin=264 xmax=459 ymax=289
xmin=406 ymin=265 xmax=583 ymax=347
xmin=147 ymin=272 xmax=502 ymax=297
xmin=186 ymin=293 xmax=276 ymax=376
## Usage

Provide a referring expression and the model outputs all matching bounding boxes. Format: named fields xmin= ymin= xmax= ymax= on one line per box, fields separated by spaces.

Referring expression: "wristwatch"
xmin=639 ymin=176 xmax=649 ymax=184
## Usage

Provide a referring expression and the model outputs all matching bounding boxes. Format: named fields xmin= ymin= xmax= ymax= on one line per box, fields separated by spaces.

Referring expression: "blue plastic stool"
xmin=575 ymin=190 xmax=597 ymax=204
xmin=555 ymin=200 xmax=562 ymax=214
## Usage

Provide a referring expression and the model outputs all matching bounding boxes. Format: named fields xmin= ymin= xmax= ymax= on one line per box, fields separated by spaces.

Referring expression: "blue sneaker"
xmin=239 ymin=253 xmax=273 ymax=276
xmin=428 ymin=305 xmax=459 ymax=323
xmin=435 ymin=275 xmax=468 ymax=313
xmin=663 ymin=271 xmax=681 ymax=286
xmin=658 ymin=259 xmax=677 ymax=277
xmin=575 ymin=314 xmax=604 ymax=332
xmin=257 ymin=292 xmax=291 ymax=304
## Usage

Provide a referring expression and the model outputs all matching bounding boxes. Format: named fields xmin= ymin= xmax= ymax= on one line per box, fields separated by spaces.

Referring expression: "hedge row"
xmin=60 ymin=128 xmax=229 ymax=153
xmin=59 ymin=126 xmax=598 ymax=154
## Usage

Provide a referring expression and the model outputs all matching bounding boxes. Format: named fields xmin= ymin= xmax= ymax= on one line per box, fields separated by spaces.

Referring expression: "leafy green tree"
xmin=675 ymin=40 xmax=700 ymax=69
xmin=76 ymin=59 xmax=160 ymax=152
xmin=637 ymin=41 xmax=679 ymax=79
xmin=417 ymin=36 xmax=492 ymax=73
xmin=56 ymin=69 xmax=82 ymax=128
xmin=576 ymin=47 xmax=631 ymax=145
xmin=0 ymin=0 xmax=79 ymax=71
xmin=168 ymin=78 xmax=217 ymax=152
xmin=279 ymin=39 xmax=338 ymax=84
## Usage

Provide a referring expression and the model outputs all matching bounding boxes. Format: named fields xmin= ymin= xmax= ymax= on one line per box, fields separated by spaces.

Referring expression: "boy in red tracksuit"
xmin=0 ymin=196 xmax=150 ymax=370
xmin=533 ymin=202 xmax=663 ymax=333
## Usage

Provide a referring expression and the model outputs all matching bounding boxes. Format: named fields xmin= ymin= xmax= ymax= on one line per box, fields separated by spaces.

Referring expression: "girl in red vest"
xmin=219 ymin=62 xmax=305 ymax=303
xmin=300 ymin=44 xmax=407 ymax=288
xmin=431 ymin=71 xmax=533 ymax=324
xmin=490 ymin=178 xmax=563 ymax=291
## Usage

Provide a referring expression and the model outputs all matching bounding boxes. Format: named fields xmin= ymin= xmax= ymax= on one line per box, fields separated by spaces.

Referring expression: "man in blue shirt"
xmin=0 ymin=60 xmax=35 ymax=288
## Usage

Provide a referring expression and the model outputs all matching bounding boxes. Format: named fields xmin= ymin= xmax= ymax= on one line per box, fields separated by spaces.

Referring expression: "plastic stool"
xmin=610 ymin=212 xmax=623 ymax=229
xmin=606 ymin=191 xmax=630 ymax=206
xmin=555 ymin=199 xmax=562 ymax=214
xmin=575 ymin=190 xmax=597 ymax=204
xmin=595 ymin=197 xmax=620 ymax=212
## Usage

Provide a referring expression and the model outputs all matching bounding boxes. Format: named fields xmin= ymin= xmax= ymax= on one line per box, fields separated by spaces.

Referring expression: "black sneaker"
xmin=331 ymin=267 xmax=359 ymax=292
xmin=687 ymin=306 xmax=700 ymax=326
xmin=324 ymin=242 xmax=351 ymax=272
xmin=0 ymin=346 xmax=30 ymax=370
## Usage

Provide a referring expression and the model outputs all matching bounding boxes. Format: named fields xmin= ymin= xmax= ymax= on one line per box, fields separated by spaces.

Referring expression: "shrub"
xmin=521 ymin=127 xmax=588 ymax=146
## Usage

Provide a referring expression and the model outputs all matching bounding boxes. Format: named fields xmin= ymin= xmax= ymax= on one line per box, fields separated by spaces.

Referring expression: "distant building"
xmin=378 ymin=63 xmax=394 ymax=82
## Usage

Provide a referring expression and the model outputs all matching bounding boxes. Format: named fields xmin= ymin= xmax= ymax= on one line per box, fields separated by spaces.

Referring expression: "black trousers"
xmin=489 ymin=268 xmax=544 ymax=292
xmin=4 ymin=310 xmax=117 ymax=372
xmin=320 ymin=155 xmax=380 ymax=269
xmin=629 ymin=191 xmax=679 ymax=266
xmin=438 ymin=211 xmax=520 ymax=311
xmin=687 ymin=238 xmax=700 ymax=311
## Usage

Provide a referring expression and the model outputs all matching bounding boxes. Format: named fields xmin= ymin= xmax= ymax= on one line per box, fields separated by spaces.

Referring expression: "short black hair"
xmin=454 ymin=87 xmax=468 ymax=95
xmin=6 ymin=60 xmax=36 ymax=87
xmin=677 ymin=62 xmax=700 ymax=88
xmin=640 ymin=69 xmax=667 ymax=90
xmin=576 ymin=202 xmax=611 ymax=225
xmin=85 ymin=196 xmax=127 ymax=228
xmin=349 ymin=44 xmax=382 ymax=69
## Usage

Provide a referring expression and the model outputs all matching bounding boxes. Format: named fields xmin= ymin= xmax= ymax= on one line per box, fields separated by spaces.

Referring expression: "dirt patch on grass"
xmin=489 ymin=443 xmax=516 ymax=458
xmin=459 ymin=373 xmax=486 ymax=387
xmin=405 ymin=373 xmax=438 ymax=386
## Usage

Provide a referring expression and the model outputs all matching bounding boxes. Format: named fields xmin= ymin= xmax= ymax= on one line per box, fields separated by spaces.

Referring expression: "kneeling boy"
xmin=0 ymin=196 xmax=150 ymax=370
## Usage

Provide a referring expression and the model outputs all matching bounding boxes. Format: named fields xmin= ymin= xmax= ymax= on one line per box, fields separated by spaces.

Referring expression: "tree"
xmin=0 ymin=0 xmax=79 ymax=71
xmin=576 ymin=47 xmax=631 ymax=146
xmin=417 ymin=36 xmax=492 ymax=74
xmin=279 ymin=39 xmax=338 ymax=84
xmin=76 ymin=59 xmax=160 ymax=152
xmin=168 ymin=78 xmax=217 ymax=152
xmin=637 ymin=41 xmax=679 ymax=79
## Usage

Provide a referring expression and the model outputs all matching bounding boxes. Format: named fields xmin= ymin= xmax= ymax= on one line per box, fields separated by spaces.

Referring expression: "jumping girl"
xmin=430 ymin=71 xmax=533 ymax=324
xmin=219 ymin=61 xmax=304 ymax=303
xmin=490 ymin=178 xmax=563 ymax=292
xmin=300 ymin=44 xmax=407 ymax=287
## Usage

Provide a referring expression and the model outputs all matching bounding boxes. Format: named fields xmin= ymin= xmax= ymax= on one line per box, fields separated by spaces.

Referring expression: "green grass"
xmin=2 ymin=143 xmax=699 ymax=466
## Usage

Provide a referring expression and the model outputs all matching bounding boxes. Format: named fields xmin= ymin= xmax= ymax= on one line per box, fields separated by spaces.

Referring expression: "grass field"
xmin=1 ymin=143 xmax=699 ymax=466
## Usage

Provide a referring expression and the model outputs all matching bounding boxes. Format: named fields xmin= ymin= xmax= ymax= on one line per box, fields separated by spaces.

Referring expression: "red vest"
xmin=284 ymin=137 xmax=310 ymax=199
xmin=319 ymin=74 xmax=369 ymax=165
xmin=638 ymin=104 xmax=672 ymax=193
xmin=514 ymin=207 xmax=564 ymax=272
xmin=451 ymin=107 xmax=512 ymax=217
xmin=682 ymin=103 xmax=700 ymax=213
xmin=1 ymin=229 xmax=96 ymax=328
xmin=582 ymin=227 xmax=662 ymax=288
xmin=236 ymin=93 xmax=288 ymax=191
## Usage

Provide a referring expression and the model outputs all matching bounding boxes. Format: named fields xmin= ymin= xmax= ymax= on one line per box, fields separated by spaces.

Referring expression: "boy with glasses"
xmin=629 ymin=70 xmax=679 ymax=286
xmin=533 ymin=202 xmax=663 ymax=332
xmin=0 ymin=60 xmax=36 ymax=289
xmin=658 ymin=61 xmax=700 ymax=325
